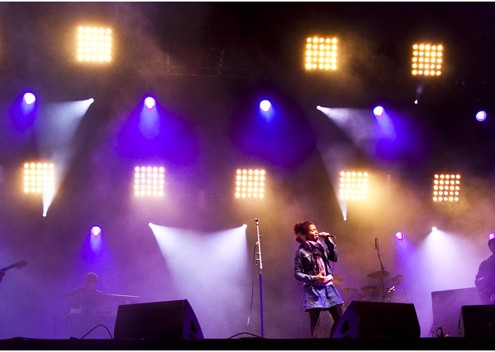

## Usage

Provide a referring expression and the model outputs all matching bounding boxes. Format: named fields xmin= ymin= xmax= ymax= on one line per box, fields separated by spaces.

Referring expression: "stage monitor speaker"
xmin=431 ymin=287 xmax=479 ymax=337
xmin=460 ymin=305 xmax=495 ymax=338
xmin=332 ymin=301 xmax=420 ymax=338
xmin=114 ymin=299 xmax=204 ymax=340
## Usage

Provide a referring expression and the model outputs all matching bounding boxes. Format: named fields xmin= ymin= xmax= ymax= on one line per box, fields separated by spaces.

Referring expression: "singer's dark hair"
xmin=294 ymin=221 xmax=313 ymax=243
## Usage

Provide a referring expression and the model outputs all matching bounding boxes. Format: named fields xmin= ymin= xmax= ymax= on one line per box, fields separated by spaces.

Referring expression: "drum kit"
xmin=332 ymin=270 xmax=404 ymax=304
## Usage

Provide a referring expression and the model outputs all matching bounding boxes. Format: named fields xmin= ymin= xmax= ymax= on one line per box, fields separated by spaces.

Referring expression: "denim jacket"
xmin=294 ymin=238 xmax=338 ymax=285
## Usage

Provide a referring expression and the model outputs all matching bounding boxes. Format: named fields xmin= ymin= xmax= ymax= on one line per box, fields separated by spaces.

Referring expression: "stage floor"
xmin=1 ymin=337 xmax=494 ymax=350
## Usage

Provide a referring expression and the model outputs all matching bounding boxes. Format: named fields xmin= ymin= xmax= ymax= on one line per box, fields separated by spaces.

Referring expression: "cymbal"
xmin=367 ymin=270 xmax=390 ymax=279
xmin=361 ymin=285 xmax=377 ymax=293
xmin=391 ymin=274 xmax=403 ymax=282
xmin=332 ymin=273 xmax=344 ymax=286
xmin=341 ymin=287 xmax=359 ymax=295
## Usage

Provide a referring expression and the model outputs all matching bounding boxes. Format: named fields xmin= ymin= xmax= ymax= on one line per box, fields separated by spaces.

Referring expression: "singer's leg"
xmin=329 ymin=304 xmax=343 ymax=338
xmin=308 ymin=308 xmax=322 ymax=338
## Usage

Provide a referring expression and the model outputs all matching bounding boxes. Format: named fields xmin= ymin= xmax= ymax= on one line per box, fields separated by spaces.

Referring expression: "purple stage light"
xmin=373 ymin=106 xmax=384 ymax=118
xmin=89 ymin=226 xmax=103 ymax=253
xmin=259 ymin=100 xmax=271 ymax=112
xmin=23 ymin=92 xmax=36 ymax=105
xmin=488 ymin=233 xmax=495 ymax=241
xmin=395 ymin=231 xmax=404 ymax=240
xmin=476 ymin=110 xmax=487 ymax=122
xmin=144 ymin=96 xmax=156 ymax=109
xmin=20 ymin=91 xmax=37 ymax=116
xmin=91 ymin=226 xmax=101 ymax=237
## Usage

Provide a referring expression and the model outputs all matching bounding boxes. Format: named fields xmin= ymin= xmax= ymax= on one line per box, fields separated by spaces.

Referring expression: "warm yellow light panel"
xmin=432 ymin=173 xmax=460 ymax=202
xmin=411 ymin=43 xmax=443 ymax=77
xmin=304 ymin=36 xmax=338 ymax=71
xmin=338 ymin=171 xmax=368 ymax=201
xmin=134 ymin=166 xmax=165 ymax=197
xmin=23 ymin=162 xmax=56 ymax=194
xmin=234 ymin=168 xmax=265 ymax=199
xmin=76 ymin=26 xmax=113 ymax=63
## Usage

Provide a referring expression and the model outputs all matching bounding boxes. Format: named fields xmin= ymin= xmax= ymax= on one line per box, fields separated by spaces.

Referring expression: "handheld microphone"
xmin=319 ymin=232 xmax=336 ymax=239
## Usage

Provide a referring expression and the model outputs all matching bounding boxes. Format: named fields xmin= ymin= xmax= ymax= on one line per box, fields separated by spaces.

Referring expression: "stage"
xmin=8 ymin=299 xmax=490 ymax=350
xmin=1 ymin=336 xmax=494 ymax=350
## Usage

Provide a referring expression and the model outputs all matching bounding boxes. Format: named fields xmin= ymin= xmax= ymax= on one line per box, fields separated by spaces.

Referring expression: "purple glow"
xmin=259 ymin=99 xmax=274 ymax=123
xmin=259 ymin=99 xmax=271 ymax=112
xmin=488 ymin=233 xmax=495 ymax=241
xmin=395 ymin=231 xmax=404 ymax=240
xmin=144 ymin=96 xmax=156 ymax=109
xmin=89 ymin=226 xmax=103 ymax=253
xmin=23 ymin=92 xmax=36 ymax=105
xmin=91 ymin=226 xmax=101 ymax=237
xmin=476 ymin=110 xmax=487 ymax=122
xmin=19 ymin=91 xmax=37 ymax=116
xmin=373 ymin=106 xmax=384 ymax=118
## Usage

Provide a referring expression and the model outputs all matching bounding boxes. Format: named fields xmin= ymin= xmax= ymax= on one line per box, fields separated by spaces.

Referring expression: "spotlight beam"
xmin=36 ymin=99 xmax=94 ymax=216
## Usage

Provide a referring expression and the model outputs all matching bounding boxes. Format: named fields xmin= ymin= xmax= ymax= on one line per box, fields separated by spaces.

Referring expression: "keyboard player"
xmin=62 ymin=272 xmax=139 ymax=338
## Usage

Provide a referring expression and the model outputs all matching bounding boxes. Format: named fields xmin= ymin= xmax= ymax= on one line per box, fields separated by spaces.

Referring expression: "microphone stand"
xmin=375 ymin=238 xmax=387 ymax=302
xmin=254 ymin=218 xmax=264 ymax=338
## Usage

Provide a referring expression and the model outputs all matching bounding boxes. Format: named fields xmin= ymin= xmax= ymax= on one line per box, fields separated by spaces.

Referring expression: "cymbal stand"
xmin=386 ymin=276 xmax=403 ymax=301
xmin=374 ymin=237 xmax=387 ymax=302
xmin=255 ymin=218 xmax=264 ymax=338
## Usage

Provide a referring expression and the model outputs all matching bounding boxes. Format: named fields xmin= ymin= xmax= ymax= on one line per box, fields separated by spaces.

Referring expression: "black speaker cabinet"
xmin=460 ymin=305 xmax=495 ymax=338
xmin=114 ymin=299 xmax=204 ymax=340
xmin=332 ymin=301 xmax=420 ymax=338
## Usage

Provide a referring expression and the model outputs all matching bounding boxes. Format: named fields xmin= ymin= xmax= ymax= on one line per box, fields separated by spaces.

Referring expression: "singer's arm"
xmin=324 ymin=238 xmax=338 ymax=262
xmin=294 ymin=251 xmax=320 ymax=284
xmin=319 ymin=232 xmax=335 ymax=245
